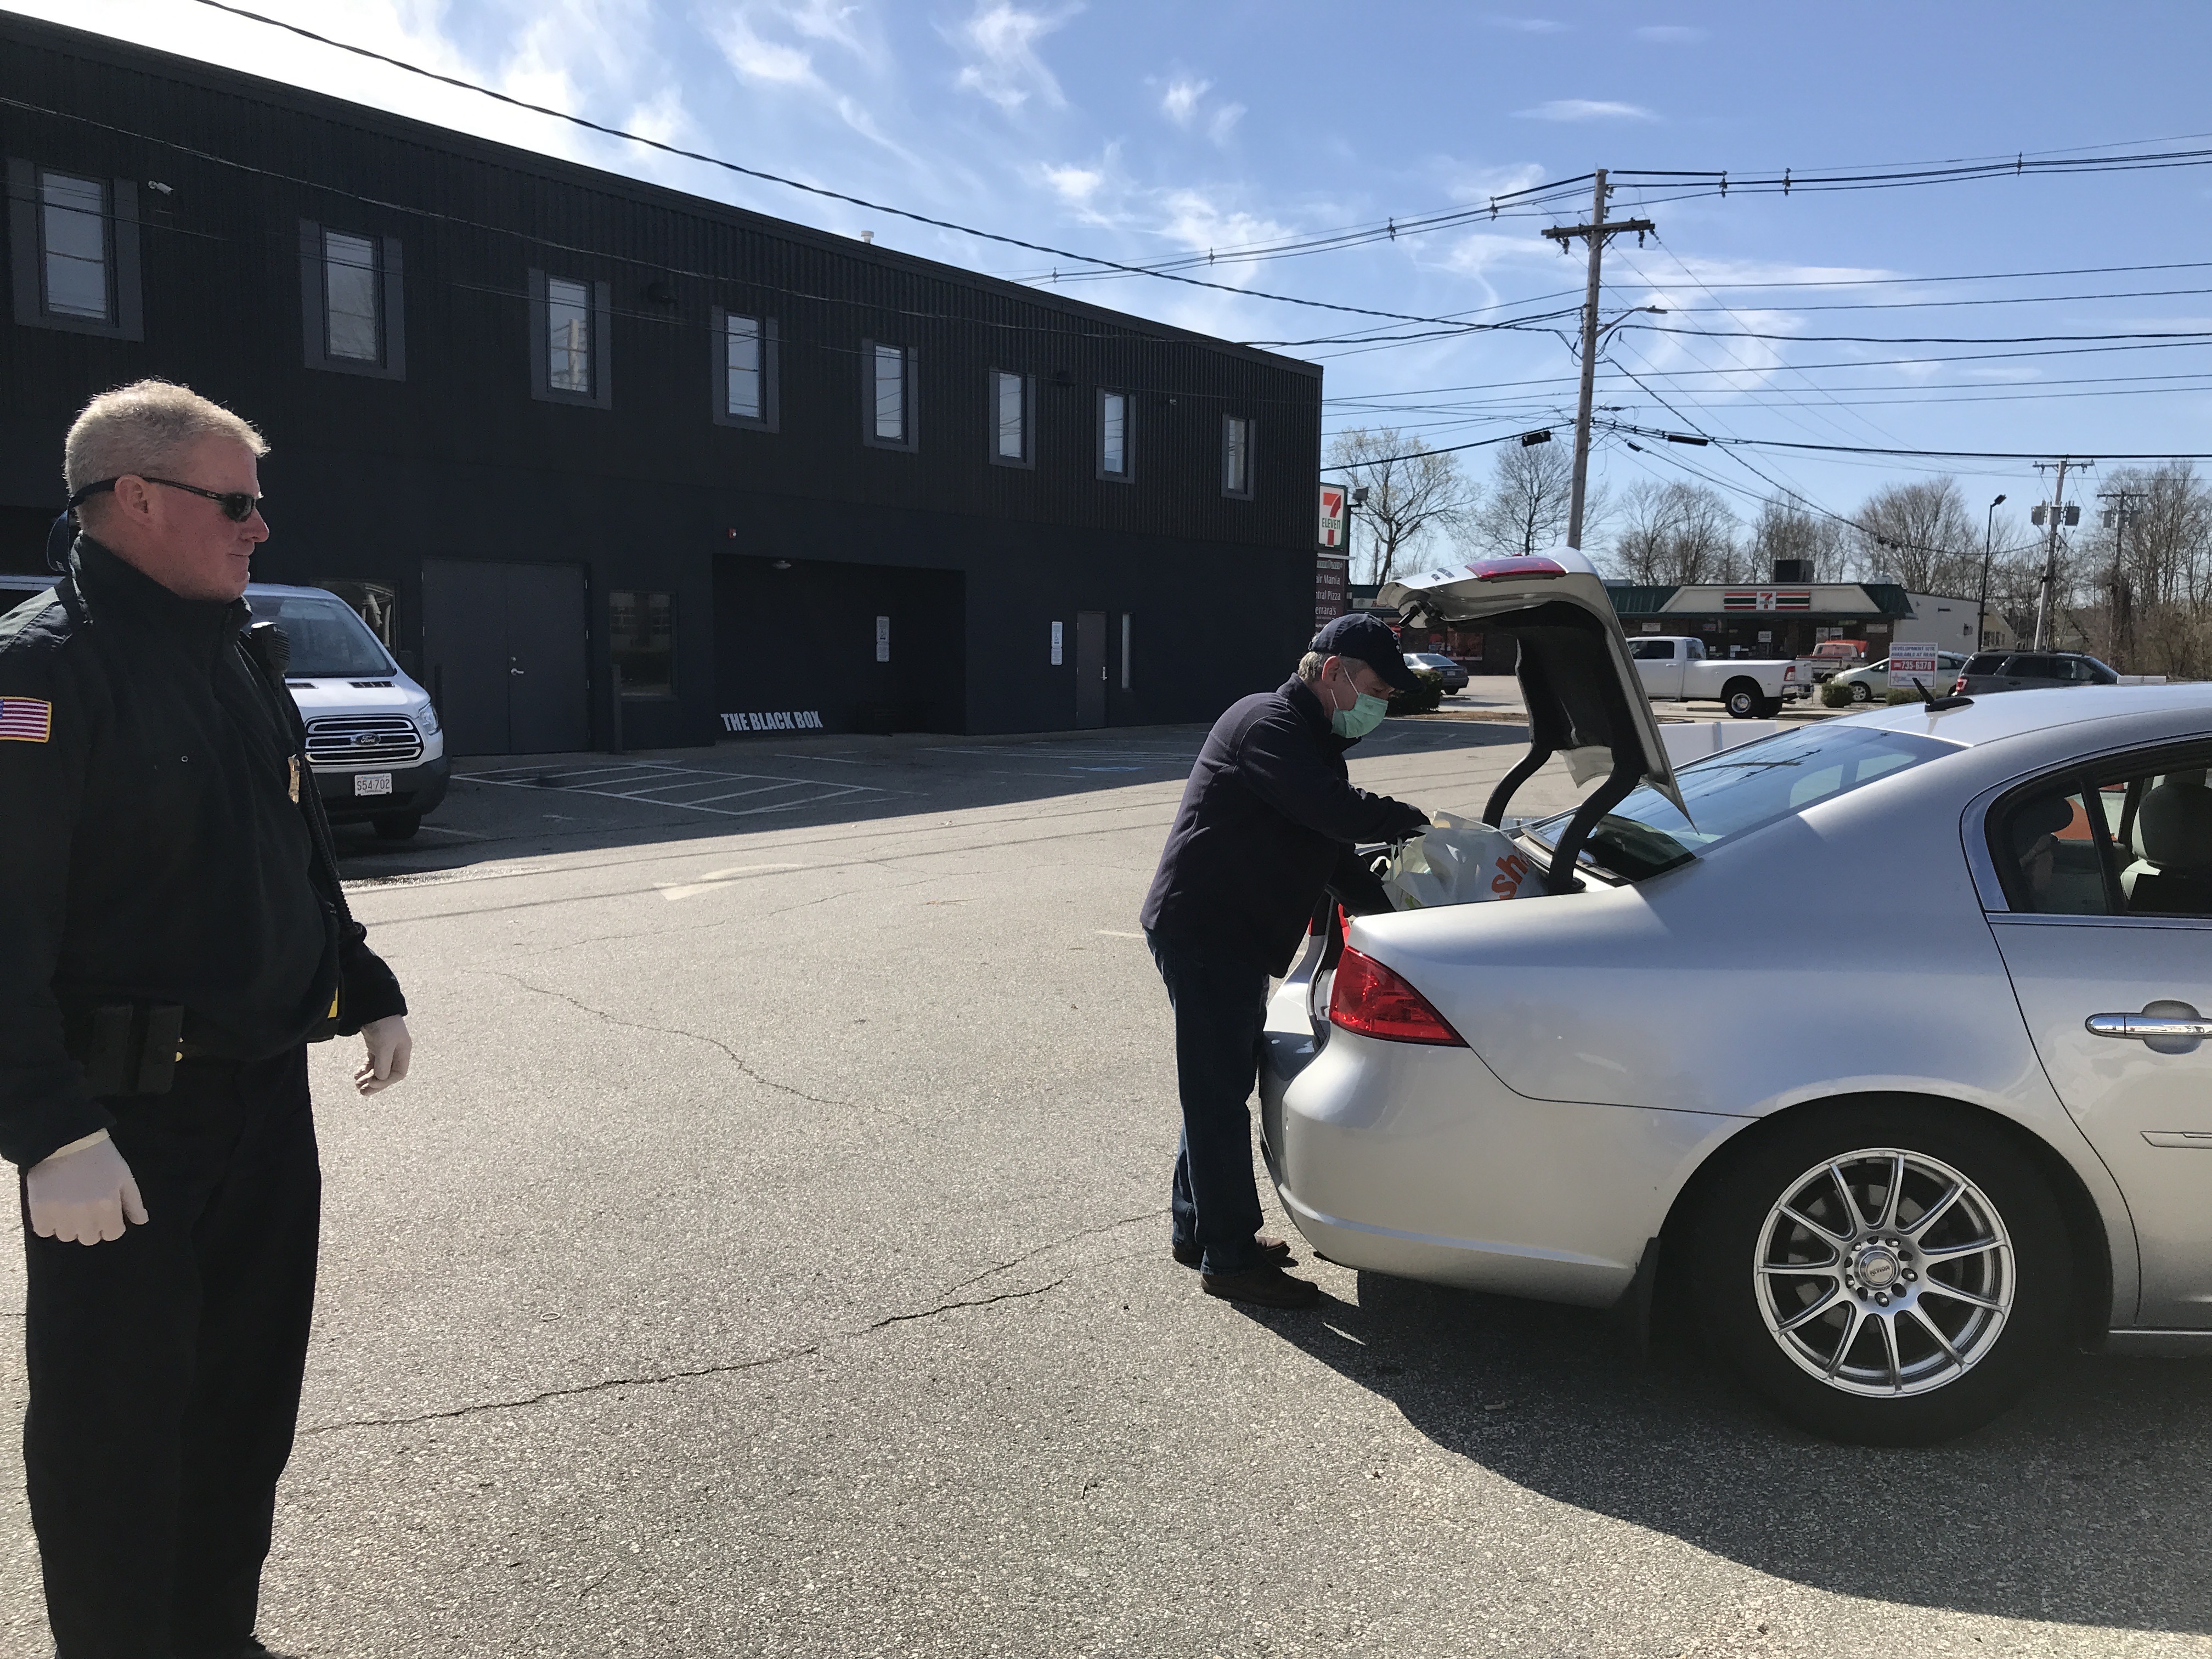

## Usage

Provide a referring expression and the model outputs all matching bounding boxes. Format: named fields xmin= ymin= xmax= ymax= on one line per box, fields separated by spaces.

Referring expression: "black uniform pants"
xmin=22 ymin=1047 xmax=320 ymax=1659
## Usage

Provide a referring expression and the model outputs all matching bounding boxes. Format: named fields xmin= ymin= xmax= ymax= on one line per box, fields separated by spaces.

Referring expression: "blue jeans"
xmin=1147 ymin=929 xmax=1270 ymax=1275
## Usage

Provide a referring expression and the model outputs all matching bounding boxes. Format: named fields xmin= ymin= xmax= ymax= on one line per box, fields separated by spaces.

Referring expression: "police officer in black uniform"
xmin=0 ymin=381 xmax=414 ymax=1659
xmin=1139 ymin=614 xmax=1429 ymax=1308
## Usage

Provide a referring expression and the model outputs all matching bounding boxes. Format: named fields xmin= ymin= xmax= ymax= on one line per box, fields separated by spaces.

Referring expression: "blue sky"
xmin=16 ymin=0 xmax=2212 ymax=550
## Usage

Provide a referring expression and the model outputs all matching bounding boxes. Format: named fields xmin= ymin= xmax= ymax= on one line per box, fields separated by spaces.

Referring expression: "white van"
xmin=0 ymin=573 xmax=448 ymax=840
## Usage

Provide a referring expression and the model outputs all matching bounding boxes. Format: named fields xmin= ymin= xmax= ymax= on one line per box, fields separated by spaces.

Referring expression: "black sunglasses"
xmin=67 ymin=476 xmax=266 ymax=524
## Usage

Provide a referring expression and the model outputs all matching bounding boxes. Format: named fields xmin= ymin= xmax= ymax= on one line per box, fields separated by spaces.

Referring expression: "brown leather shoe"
xmin=1173 ymin=1232 xmax=1293 ymax=1269
xmin=1201 ymin=1265 xmax=1321 ymax=1308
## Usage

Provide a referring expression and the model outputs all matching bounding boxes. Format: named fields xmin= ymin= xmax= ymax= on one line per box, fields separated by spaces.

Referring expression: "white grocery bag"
xmin=1380 ymin=811 xmax=1537 ymax=910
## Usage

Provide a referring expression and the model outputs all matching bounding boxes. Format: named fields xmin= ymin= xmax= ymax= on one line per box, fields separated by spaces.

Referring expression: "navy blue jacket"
xmin=1141 ymin=676 xmax=1427 ymax=973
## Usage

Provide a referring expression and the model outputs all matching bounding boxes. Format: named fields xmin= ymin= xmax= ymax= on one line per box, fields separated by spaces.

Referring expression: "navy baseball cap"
xmin=1311 ymin=612 xmax=1417 ymax=691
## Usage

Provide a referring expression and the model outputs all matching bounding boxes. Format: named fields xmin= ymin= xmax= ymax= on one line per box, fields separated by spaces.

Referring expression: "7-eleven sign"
xmin=1319 ymin=484 xmax=1348 ymax=549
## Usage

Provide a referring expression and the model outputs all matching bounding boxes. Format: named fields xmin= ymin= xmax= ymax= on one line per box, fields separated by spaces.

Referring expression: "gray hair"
xmin=64 ymin=381 xmax=268 ymax=514
xmin=1297 ymin=651 xmax=1333 ymax=682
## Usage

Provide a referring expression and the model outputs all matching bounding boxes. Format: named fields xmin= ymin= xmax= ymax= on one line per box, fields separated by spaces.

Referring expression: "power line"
xmin=174 ymin=0 xmax=1544 ymax=332
xmin=1597 ymin=420 xmax=2212 ymax=462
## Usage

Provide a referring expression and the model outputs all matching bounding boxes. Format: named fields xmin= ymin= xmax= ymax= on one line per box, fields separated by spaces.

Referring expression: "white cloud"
xmin=710 ymin=9 xmax=826 ymax=88
xmin=950 ymin=1 xmax=1075 ymax=113
xmin=1634 ymin=25 xmax=1706 ymax=43
xmin=1160 ymin=75 xmax=1209 ymax=126
xmin=1042 ymin=162 xmax=1105 ymax=205
xmin=1516 ymin=99 xmax=1656 ymax=121
xmin=1485 ymin=15 xmax=1567 ymax=31
xmin=1207 ymin=102 xmax=1245 ymax=144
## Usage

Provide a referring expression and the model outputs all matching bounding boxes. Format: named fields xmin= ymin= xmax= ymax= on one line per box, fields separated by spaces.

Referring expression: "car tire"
xmin=1849 ymin=681 xmax=1872 ymax=703
xmin=1723 ymin=681 xmax=1762 ymax=718
xmin=373 ymin=812 xmax=422 ymax=841
xmin=1688 ymin=1100 xmax=2073 ymax=1446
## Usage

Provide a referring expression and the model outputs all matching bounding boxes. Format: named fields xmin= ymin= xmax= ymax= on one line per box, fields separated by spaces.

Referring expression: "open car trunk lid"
xmin=1378 ymin=550 xmax=1688 ymax=890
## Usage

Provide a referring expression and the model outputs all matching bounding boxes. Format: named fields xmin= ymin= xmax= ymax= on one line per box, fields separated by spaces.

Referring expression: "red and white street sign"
xmin=1318 ymin=484 xmax=1347 ymax=549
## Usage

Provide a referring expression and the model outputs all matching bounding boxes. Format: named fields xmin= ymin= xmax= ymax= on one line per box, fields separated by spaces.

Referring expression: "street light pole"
xmin=1977 ymin=494 xmax=2005 ymax=653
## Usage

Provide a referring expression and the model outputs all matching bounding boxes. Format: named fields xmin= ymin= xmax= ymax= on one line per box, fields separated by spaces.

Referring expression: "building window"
xmin=610 ymin=590 xmax=675 ymax=699
xmin=528 ymin=270 xmax=612 ymax=408
xmin=1097 ymin=388 xmax=1132 ymax=482
xmin=991 ymin=369 xmax=1033 ymax=467
xmin=862 ymin=340 xmax=916 ymax=450
xmin=300 ymin=221 xmax=405 ymax=378
xmin=710 ymin=308 xmax=778 ymax=430
xmin=7 ymin=159 xmax=143 ymax=340
xmin=1222 ymin=415 xmax=1253 ymax=498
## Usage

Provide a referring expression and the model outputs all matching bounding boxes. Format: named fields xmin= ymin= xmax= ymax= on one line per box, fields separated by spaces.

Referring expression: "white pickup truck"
xmin=1627 ymin=634 xmax=1804 ymax=718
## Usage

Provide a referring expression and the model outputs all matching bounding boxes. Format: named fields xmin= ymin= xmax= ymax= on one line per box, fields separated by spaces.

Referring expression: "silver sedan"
xmin=1262 ymin=555 xmax=2210 ymax=1444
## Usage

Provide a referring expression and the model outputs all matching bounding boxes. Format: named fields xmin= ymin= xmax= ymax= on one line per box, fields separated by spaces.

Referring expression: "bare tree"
xmin=1748 ymin=496 xmax=1848 ymax=580
xmin=1852 ymin=477 xmax=1979 ymax=592
xmin=1326 ymin=428 xmax=1470 ymax=585
xmin=1605 ymin=481 xmax=1739 ymax=584
xmin=1466 ymin=439 xmax=1593 ymax=558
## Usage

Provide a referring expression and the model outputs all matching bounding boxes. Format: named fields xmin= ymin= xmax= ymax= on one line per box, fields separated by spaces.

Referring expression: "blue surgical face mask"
xmin=1331 ymin=689 xmax=1388 ymax=739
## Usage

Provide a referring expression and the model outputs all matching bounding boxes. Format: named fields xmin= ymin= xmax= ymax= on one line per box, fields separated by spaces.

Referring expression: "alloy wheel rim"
xmin=1753 ymin=1148 xmax=2015 ymax=1397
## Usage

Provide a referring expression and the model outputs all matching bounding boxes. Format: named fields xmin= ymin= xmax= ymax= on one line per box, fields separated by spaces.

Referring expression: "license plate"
xmin=353 ymin=772 xmax=393 ymax=797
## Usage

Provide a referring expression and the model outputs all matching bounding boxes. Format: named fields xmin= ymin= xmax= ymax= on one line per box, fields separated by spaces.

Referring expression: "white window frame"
xmin=990 ymin=368 xmax=1034 ymax=469
xmin=1097 ymin=387 xmax=1132 ymax=483
xmin=710 ymin=308 xmax=778 ymax=431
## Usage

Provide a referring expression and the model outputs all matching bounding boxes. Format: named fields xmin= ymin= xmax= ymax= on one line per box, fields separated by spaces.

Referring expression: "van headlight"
xmin=415 ymin=700 xmax=441 ymax=737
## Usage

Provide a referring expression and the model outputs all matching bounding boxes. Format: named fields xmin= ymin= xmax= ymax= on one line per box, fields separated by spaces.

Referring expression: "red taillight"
xmin=1465 ymin=556 xmax=1567 ymax=582
xmin=1951 ymin=675 xmax=1968 ymax=695
xmin=1329 ymin=946 xmax=1466 ymax=1046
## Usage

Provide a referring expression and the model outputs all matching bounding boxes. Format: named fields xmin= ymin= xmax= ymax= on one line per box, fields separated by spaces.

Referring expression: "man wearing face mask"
xmin=1139 ymin=613 xmax=1429 ymax=1308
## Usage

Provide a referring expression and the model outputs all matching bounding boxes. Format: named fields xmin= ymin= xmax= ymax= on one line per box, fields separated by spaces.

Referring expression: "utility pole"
xmin=1543 ymin=170 xmax=1654 ymax=552
xmin=2030 ymin=458 xmax=2088 ymax=651
xmin=2098 ymin=487 xmax=2147 ymax=670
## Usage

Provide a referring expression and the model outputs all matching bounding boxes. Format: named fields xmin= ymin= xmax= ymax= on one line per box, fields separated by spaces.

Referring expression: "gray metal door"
xmin=422 ymin=558 xmax=589 ymax=757
xmin=1075 ymin=610 xmax=1107 ymax=729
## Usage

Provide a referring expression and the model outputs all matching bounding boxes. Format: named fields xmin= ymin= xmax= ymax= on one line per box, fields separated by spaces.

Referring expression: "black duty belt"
xmin=61 ymin=1002 xmax=234 ymax=1098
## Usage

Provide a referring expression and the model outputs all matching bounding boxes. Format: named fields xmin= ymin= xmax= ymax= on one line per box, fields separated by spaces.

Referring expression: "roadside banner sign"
xmin=1318 ymin=484 xmax=1347 ymax=549
xmin=1888 ymin=641 xmax=1940 ymax=692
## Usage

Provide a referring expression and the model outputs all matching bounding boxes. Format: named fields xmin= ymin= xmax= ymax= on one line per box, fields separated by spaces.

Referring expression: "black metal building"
xmin=0 ymin=15 xmax=1322 ymax=753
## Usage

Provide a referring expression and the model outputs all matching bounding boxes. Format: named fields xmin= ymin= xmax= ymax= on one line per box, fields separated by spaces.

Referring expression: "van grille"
xmin=304 ymin=714 xmax=422 ymax=768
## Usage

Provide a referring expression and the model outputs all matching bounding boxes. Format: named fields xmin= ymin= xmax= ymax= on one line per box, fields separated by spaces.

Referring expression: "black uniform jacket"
xmin=1141 ymin=676 xmax=1427 ymax=974
xmin=0 ymin=538 xmax=405 ymax=1167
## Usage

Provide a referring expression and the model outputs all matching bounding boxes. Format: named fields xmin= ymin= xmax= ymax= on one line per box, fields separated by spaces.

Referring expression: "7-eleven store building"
xmin=1601 ymin=579 xmax=2004 ymax=660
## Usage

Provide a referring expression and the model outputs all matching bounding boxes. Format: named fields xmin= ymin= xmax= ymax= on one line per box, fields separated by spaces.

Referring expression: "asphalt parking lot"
xmin=1 ymin=716 xmax=2205 ymax=1657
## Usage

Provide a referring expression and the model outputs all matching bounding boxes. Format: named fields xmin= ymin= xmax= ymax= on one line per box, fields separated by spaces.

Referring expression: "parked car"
xmin=1792 ymin=638 xmax=1872 ymax=685
xmin=1 ymin=572 xmax=447 ymax=840
xmin=1953 ymin=650 xmax=2121 ymax=696
xmin=1401 ymin=651 xmax=1468 ymax=693
xmin=1627 ymin=634 xmax=1803 ymax=717
xmin=1288 ymin=548 xmax=2212 ymax=1444
xmin=1830 ymin=651 xmax=1968 ymax=703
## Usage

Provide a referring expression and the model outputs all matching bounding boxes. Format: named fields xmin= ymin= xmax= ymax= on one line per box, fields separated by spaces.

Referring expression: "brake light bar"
xmin=1464 ymin=556 xmax=1567 ymax=582
xmin=1329 ymin=946 xmax=1467 ymax=1046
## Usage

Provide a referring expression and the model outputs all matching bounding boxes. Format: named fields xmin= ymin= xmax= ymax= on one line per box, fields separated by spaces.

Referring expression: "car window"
xmin=1685 ymin=639 xmax=1706 ymax=659
xmin=1993 ymin=749 xmax=2212 ymax=918
xmin=250 ymin=594 xmax=396 ymax=678
xmin=1962 ymin=652 xmax=2006 ymax=675
xmin=1629 ymin=639 xmax=1674 ymax=661
xmin=2011 ymin=654 xmax=2060 ymax=679
xmin=1525 ymin=725 xmax=1960 ymax=881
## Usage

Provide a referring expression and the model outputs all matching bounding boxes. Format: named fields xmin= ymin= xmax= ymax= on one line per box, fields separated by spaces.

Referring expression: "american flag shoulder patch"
xmin=0 ymin=696 xmax=54 ymax=742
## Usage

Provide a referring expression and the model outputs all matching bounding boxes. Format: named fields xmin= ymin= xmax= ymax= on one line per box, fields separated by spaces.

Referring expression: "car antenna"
xmin=1913 ymin=676 xmax=1973 ymax=713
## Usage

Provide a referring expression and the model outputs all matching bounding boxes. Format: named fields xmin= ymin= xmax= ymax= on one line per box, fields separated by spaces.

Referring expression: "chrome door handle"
xmin=2088 ymin=1001 xmax=2210 ymax=1054
xmin=510 ymin=668 xmax=526 ymax=675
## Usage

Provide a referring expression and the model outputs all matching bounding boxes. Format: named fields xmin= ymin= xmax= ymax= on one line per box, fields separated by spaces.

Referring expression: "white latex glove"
xmin=26 ymin=1132 xmax=148 ymax=1246
xmin=355 ymin=1015 xmax=413 ymax=1096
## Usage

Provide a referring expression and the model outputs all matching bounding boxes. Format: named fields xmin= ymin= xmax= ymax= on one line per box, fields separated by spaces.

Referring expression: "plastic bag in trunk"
xmin=1381 ymin=811 xmax=1537 ymax=910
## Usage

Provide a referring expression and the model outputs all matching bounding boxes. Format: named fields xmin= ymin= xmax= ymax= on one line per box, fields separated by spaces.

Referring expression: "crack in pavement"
xmin=479 ymin=969 xmax=859 ymax=1113
xmin=940 ymin=1209 xmax=1167 ymax=1296
xmin=299 ymin=1278 xmax=1069 ymax=1437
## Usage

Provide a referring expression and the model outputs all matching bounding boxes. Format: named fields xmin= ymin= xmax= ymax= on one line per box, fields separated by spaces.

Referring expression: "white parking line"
xmin=464 ymin=763 xmax=897 ymax=820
